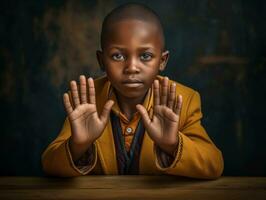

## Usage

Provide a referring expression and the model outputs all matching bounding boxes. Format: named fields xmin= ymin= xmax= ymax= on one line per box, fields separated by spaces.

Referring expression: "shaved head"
xmin=100 ymin=3 xmax=165 ymax=50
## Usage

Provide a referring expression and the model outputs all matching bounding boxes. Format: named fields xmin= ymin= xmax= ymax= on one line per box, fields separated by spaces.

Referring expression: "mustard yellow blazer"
xmin=42 ymin=75 xmax=224 ymax=179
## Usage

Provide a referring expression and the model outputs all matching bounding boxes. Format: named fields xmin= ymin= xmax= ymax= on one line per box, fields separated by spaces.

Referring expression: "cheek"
xmin=106 ymin=68 xmax=119 ymax=79
xmin=105 ymin=65 xmax=125 ymax=87
xmin=143 ymin=60 xmax=161 ymax=74
xmin=104 ymin=60 xmax=122 ymax=76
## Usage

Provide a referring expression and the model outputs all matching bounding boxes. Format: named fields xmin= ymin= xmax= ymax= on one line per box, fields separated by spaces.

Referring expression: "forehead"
xmin=103 ymin=19 xmax=163 ymax=50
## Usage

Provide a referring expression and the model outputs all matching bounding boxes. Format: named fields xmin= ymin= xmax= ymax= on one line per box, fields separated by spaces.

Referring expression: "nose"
xmin=124 ymin=57 xmax=140 ymax=74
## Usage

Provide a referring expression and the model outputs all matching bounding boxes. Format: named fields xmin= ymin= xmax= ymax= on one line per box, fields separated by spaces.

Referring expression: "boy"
xmin=42 ymin=3 xmax=224 ymax=179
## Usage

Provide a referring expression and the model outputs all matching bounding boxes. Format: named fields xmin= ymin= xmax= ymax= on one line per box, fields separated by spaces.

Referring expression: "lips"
xmin=122 ymin=79 xmax=144 ymax=88
xmin=122 ymin=79 xmax=143 ymax=84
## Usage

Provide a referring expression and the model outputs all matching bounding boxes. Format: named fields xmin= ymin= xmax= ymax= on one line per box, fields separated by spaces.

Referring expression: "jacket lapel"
xmin=94 ymin=75 xmax=164 ymax=175
xmin=139 ymin=129 xmax=159 ymax=174
xmin=96 ymin=120 xmax=118 ymax=174
xmin=95 ymin=76 xmax=118 ymax=174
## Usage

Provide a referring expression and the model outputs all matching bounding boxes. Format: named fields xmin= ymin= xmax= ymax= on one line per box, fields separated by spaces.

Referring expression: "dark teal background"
xmin=0 ymin=0 xmax=265 ymax=176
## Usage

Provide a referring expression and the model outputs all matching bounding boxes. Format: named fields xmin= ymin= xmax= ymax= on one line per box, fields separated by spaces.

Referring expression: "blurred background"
xmin=0 ymin=0 xmax=265 ymax=176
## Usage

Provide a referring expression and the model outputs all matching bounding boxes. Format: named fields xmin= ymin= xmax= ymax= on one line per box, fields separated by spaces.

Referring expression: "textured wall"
xmin=0 ymin=0 xmax=265 ymax=176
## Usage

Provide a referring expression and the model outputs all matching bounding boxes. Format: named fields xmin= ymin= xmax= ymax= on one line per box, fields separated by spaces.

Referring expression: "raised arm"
xmin=41 ymin=75 xmax=114 ymax=177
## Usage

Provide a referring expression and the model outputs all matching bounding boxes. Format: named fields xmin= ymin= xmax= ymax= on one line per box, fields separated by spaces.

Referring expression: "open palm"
xmin=63 ymin=75 xmax=114 ymax=146
xmin=136 ymin=77 xmax=182 ymax=155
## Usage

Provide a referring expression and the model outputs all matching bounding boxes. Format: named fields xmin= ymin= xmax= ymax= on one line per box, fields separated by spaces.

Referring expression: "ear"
xmin=159 ymin=50 xmax=169 ymax=71
xmin=96 ymin=50 xmax=105 ymax=71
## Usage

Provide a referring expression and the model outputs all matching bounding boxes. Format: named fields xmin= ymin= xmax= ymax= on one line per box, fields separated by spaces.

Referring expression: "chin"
xmin=118 ymin=87 xmax=149 ymax=99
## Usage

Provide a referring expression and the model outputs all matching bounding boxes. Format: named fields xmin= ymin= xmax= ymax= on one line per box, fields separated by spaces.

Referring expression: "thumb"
xmin=100 ymin=100 xmax=114 ymax=123
xmin=136 ymin=104 xmax=151 ymax=127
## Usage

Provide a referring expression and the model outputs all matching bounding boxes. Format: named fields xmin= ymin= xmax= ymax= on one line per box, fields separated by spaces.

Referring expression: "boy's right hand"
xmin=63 ymin=75 xmax=114 ymax=153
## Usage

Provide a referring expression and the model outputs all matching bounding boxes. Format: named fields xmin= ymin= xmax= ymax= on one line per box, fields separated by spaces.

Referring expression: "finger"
xmin=70 ymin=81 xmax=80 ymax=107
xmin=100 ymin=100 xmax=114 ymax=123
xmin=160 ymin=76 xmax=168 ymax=106
xmin=153 ymin=79 xmax=160 ymax=106
xmin=167 ymin=82 xmax=176 ymax=110
xmin=174 ymin=95 xmax=183 ymax=115
xmin=63 ymin=93 xmax=73 ymax=115
xmin=79 ymin=75 xmax=87 ymax=104
xmin=136 ymin=104 xmax=151 ymax=126
xmin=87 ymin=77 xmax=96 ymax=104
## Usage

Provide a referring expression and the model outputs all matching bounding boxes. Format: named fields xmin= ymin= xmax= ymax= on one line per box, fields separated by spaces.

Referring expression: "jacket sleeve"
xmin=154 ymin=91 xmax=224 ymax=179
xmin=41 ymin=118 xmax=98 ymax=177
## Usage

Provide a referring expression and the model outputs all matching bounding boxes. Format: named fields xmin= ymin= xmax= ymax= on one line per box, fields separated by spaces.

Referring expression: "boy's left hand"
xmin=136 ymin=77 xmax=182 ymax=157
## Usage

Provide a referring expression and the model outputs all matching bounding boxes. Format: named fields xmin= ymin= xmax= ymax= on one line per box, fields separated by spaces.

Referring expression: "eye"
xmin=140 ymin=52 xmax=153 ymax=61
xmin=111 ymin=53 xmax=125 ymax=61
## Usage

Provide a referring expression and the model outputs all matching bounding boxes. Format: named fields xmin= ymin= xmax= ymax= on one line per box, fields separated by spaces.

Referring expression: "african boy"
xmin=42 ymin=3 xmax=224 ymax=178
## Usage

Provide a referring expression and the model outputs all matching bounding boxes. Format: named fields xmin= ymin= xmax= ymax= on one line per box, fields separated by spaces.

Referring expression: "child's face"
xmin=97 ymin=19 xmax=169 ymax=99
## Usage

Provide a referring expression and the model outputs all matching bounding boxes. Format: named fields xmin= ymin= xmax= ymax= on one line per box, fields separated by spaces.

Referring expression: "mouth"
xmin=122 ymin=79 xmax=144 ymax=88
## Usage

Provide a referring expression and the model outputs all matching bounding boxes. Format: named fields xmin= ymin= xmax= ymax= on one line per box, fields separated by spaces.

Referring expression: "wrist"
xmin=157 ymin=139 xmax=179 ymax=157
xmin=69 ymin=135 xmax=94 ymax=147
xmin=69 ymin=137 xmax=93 ymax=162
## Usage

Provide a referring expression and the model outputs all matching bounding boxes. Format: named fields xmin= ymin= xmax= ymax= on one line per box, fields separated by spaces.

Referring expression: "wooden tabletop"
xmin=0 ymin=176 xmax=265 ymax=200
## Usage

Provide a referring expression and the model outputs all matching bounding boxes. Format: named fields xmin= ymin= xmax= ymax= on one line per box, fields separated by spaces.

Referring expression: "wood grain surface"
xmin=0 ymin=176 xmax=265 ymax=200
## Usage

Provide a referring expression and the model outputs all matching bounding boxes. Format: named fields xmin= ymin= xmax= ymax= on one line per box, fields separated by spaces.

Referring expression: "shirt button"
xmin=126 ymin=127 xmax=133 ymax=134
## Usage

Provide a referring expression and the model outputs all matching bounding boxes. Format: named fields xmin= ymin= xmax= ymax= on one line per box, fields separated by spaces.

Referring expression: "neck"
xmin=114 ymin=90 xmax=148 ymax=121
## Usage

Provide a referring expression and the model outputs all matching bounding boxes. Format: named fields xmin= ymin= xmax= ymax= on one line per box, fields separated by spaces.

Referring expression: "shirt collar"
xmin=108 ymin=85 xmax=153 ymax=123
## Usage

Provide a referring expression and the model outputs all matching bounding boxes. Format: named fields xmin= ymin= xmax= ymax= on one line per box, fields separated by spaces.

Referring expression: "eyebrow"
xmin=107 ymin=45 xmax=156 ymax=51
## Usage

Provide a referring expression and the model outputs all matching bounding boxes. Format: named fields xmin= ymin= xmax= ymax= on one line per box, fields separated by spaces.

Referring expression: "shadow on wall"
xmin=0 ymin=0 xmax=113 ymax=175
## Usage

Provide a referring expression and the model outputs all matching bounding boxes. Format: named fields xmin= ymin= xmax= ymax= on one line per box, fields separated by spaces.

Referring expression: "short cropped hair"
xmin=100 ymin=3 xmax=165 ymax=50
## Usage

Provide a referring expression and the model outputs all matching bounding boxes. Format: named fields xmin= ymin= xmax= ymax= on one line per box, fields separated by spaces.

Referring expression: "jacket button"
xmin=126 ymin=127 xmax=133 ymax=134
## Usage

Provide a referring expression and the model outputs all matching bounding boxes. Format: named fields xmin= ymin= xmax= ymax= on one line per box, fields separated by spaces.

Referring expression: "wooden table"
xmin=0 ymin=176 xmax=265 ymax=199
